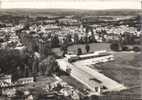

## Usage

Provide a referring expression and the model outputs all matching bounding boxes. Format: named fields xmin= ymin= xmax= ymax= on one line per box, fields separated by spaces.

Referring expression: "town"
xmin=0 ymin=9 xmax=141 ymax=100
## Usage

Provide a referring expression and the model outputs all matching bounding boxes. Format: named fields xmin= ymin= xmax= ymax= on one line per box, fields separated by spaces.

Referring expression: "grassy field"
xmin=54 ymin=43 xmax=142 ymax=97
xmin=53 ymin=43 xmax=110 ymax=57
xmin=91 ymin=51 xmax=141 ymax=97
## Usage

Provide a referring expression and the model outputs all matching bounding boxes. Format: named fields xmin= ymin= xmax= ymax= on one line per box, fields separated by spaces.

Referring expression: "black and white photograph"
xmin=0 ymin=0 xmax=141 ymax=100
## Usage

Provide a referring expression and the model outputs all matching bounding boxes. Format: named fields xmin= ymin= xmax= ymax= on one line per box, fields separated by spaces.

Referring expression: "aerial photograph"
xmin=0 ymin=0 xmax=141 ymax=100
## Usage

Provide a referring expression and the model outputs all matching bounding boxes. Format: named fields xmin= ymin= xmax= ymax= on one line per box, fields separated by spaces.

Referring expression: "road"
xmin=57 ymin=57 xmax=127 ymax=94
xmin=73 ymin=59 xmax=127 ymax=92
xmin=57 ymin=58 xmax=101 ymax=95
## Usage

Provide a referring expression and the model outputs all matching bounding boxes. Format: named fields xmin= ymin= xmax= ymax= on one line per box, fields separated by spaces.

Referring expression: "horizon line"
xmin=0 ymin=8 xmax=140 ymax=10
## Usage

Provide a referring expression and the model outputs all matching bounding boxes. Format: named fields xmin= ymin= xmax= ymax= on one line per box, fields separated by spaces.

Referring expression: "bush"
xmin=122 ymin=46 xmax=129 ymax=51
xmin=110 ymin=43 xmax=120 ymax=51
xmin=133 ymin=46 xmax=141 ymax=52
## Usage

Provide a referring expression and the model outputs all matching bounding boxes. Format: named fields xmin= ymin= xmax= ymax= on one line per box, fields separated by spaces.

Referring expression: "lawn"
xmin=53 ymin=43 xmax=142 ymax=98
xmin=91 ymin=51 xmax=142 ymax=97
xmin=53 ymin=43 xmax=110 ymax=57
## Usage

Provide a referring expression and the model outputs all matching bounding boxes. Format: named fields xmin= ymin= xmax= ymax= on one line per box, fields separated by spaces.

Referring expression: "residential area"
xmin=0 ymin=9 xmax=141 ymax=100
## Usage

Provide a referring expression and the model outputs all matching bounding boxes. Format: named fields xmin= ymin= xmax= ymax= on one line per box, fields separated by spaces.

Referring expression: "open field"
xmin=0 ymin=9 xmax=140 ymax=16
xmin=91 ymin=51 xmax=141 ymax=96
xmin=53 ymin=43 xmax=110 ymax=57
xmin=54 ymin=43 xmax=142 ymax=97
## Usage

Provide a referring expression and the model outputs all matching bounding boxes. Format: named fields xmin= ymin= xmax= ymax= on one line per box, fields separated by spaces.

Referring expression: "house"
xmin=16 ymin=77 xmax=34 ymax=85
xmin=0 ymin=75 xmax=12 ymax=84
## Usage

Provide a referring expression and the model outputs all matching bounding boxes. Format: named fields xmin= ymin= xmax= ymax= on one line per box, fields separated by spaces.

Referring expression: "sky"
xmin=1 ymin=0 xmax=141 ymax=10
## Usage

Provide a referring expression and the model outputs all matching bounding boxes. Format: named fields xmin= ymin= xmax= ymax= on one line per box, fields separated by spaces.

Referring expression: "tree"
xmin=66 ymin=33 xmax=72 ymax=45
xmin=110 ymin=41 xmax=122 ymax=51
xmin=0 ymin=48 xmax=34 ymax=78
xmin=39 ymin=56 xmax=60 ymax=75
xmin=85 ymin=44 xmax=90 ymax=53
xmin=38 ymin=40 xmax=52 ymax=59
xmin=74 ymin=33 xmax=79 ymax=44
xmin=90 ymin=27 xmax=96 ymax=43
xmin=77 ymin=48 xmax=82 ymax=55
xmin=60 ymin=39 xmax=68 ymax=57
xmin=32 ymin=52 xmax=41 ymax=75
xmin=44 ymin=41 xmax=52 ymax=57
xmin=51 ymin=34 xmax=60 ymax=48
xmin=136 ymin=15 xmax=142 ymax=31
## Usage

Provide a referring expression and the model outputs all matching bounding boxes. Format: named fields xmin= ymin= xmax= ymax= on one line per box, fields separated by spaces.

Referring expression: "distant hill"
xmin=0 ymin=9 xmax=140 ymax=17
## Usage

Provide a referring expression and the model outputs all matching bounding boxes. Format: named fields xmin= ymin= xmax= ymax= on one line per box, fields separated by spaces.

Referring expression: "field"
xmin=85 ymin=44 xmax=141 ymax=97
xmin=0 ymin=9 xmax=140 ymax=16
xmin=54 ymin=43 xmax=142 ymax=98
xmin=53 ymin=43 xmax=110 ymax=57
